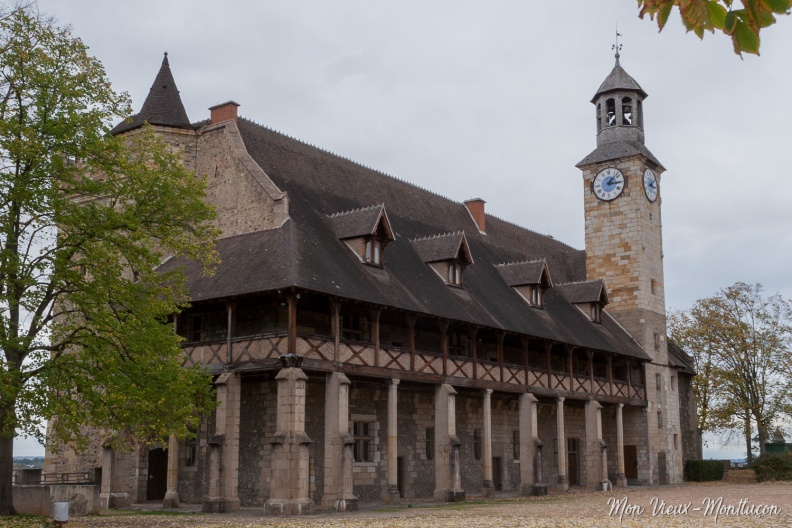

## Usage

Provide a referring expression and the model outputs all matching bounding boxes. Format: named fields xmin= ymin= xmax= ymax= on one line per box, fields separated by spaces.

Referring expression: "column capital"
xmin=390 ymin=378 xmax=400 ymax=387
xmin=617 ymin=403 xmax=624 ymax=409
xmin=484 ymin=388 xmax=493 ymax=397
xmin=557 ymin=396 xmax=565 ymax=404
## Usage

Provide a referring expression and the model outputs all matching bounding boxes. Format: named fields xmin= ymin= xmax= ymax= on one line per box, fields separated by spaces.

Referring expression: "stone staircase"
xmin=723 ymin=469 xmax=758 ymax=483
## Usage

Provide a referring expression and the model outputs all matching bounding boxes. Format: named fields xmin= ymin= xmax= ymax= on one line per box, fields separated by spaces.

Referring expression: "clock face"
xmin=592 ymin=168 xmax=625 ymax=201
xmin=643 ymin=169 xmax=658 ymax=202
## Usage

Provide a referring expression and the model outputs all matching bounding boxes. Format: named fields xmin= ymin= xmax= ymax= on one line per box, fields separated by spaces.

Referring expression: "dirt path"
xmin=7 ymin=482 xmax=792 ymax=527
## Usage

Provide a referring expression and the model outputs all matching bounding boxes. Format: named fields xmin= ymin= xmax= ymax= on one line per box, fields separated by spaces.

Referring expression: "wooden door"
xmin=397 ymin=456 xmax=404 ymax=498
xmin=658 ymin=451 xmax=668 ymax=484
xmin=146 ymin=448 xmax=168 ymax=501
xmin=492 ymin=457 xmax=502 ymax=491
xmin=567 ymin=438 xmax=579 ymax=485
xmin=624 ymin=445 xmax=638 ymax=479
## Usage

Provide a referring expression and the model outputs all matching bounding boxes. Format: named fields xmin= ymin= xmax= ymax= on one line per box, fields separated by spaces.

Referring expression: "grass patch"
xmin=0 ymin=515 xmax=51 ymax=528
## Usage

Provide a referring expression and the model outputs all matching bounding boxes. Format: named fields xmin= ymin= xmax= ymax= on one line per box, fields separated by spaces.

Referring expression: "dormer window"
xmin=364 ymin=238 xmax=383 ymax=265
xmin=412 ymin=232 xmax=473 ymax=288
xmin=329 ymin=204 xmax=395 ymax=267
xmin=590 ymin=302 xmax=602 ymax=322
xmin=555 ymin=279 xmax=609 ymax=324
xmin=495 ymin=259 xmax=552 ymax=309
xmin=448 ymin=261 xmax=462 ymax=285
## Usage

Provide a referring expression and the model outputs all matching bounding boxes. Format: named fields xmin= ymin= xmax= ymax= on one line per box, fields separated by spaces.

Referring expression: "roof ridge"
xmin=483 ymin=212 xmax=578 ymax=252
xmin=411 ymin=231 xmax=465 ymax=243
xmin=494 ymin=258 xmax=547 ymax=268
xmin=328 ymin=203 xmax=385 ymax=218
xmin=237 ymin=117 xmax=461 ymax=203
xmin=555 ymin=278 xmax=603 ymax=287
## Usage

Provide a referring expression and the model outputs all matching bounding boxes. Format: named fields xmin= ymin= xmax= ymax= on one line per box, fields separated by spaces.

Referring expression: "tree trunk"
xmin=744 ymin=411 xmax=753 ymax=466
xmin=757 ymin=423 xmax=767 ymax=458
xmin=0 ymin=434 xmax=15 ymax=515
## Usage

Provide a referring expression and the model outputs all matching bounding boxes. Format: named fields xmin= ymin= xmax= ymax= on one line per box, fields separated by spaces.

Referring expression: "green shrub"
xmin=752 ymin=452 xmax=792 ymax=482
xmin=684 ymin=459 xmax=724 ymax=481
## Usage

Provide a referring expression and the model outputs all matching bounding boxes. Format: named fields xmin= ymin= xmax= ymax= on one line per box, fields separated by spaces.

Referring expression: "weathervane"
xmin=613 ymin=26 xmax=622 ymax=58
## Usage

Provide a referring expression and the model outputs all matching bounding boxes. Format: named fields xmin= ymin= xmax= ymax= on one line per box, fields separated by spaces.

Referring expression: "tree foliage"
xmin=669 ymin=282 xmax=792 ymax=463
xmin=0 ymin=8 xmax=218 ymax=514
xmin=638 ymin=0 xmax=792 ymax=56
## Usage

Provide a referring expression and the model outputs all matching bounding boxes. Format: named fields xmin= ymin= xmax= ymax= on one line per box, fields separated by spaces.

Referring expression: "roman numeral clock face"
xmin=592 ymin=167 xmax=625 ymax=201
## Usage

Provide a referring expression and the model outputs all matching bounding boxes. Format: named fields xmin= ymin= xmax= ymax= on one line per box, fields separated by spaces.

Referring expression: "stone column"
xmin=433 ymin=384 xmax=465 ymax=502
xmin=202 ymin=372 xmax=241 ymax=513
xmin=585 ymin=400 xmax=608 ymax=490
xmin=321 ymin=372 xmax=357 ymax=511
xmin=98 ymin=444 xmax=130 ymax=509
xmin=162 ymin=434 xmax=180 ymax=508
xmin=265 ymin=356 xmax=314 ymax=516
xmin=616 ymin=403 xmax=627 ymax=487
xmin=386 ymin=379 xmax=400 ymax=504
xmin=519 ymin=393 xmax=545 ymax=496
xmin=482 ymin=389 xmax=493 ymax=497
xmin=556 ymin=397 xmax=568 ymax=491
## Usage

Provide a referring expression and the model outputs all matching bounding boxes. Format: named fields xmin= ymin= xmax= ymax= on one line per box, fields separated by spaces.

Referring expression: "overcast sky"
xmin=18 ymin=1 xmax=791 ymax=459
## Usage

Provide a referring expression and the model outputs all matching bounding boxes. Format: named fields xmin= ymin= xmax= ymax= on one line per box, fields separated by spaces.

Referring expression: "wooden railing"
xmin=182 ymin=333 xmax=645 ymax=401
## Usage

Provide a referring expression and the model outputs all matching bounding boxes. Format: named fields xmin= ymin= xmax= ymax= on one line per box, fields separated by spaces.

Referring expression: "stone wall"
xmin=196 ymin=121 xmax=288 ymax=239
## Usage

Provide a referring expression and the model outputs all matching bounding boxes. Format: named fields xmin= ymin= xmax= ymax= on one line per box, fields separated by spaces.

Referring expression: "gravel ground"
xmin=4 ymin=482 xmax=791 ymax=527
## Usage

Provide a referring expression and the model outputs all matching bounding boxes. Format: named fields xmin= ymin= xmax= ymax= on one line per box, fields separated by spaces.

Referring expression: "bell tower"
xmin=577 ymin=49 xmax=682 ymax=485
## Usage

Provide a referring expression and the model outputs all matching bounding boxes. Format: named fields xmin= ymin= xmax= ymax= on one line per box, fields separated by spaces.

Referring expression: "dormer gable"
xmin=555 ymin=279 xmax=609 ymax=322
xmin=412 ymin=232 xmax=473 ymax=287
xmin=329 ymin=204 xmax=395 ymax=266
xmin=495 ymin=259 xmax=552 ymax=307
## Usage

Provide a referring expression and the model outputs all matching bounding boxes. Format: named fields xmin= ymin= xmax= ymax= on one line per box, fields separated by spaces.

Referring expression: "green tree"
xmin=0 ymin=9 xmax=217 ymax=514
xmin=638 ymin=0 xmax=792 ymax=56
xmin=669 ymin=283 xmax=792 ymax=464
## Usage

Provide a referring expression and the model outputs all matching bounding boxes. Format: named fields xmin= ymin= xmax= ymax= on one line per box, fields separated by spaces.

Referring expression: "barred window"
xmin=512 ymin=430 xmax=520 ymax=460
xmin=473 ymin=429 xmax=482 ymax=460
xmin=184 ymin=436 xmax=197 ymax=467
xmin=352 ymin=421 xmax=374 ymax=462
xmin=425 ymin=427 xmax=434 ymax=460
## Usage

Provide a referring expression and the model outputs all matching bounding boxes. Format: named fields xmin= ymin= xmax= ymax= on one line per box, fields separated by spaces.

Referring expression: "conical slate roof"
xmin=590 ymin=55 xmax=647 ymax=103
xmin=111 ymin=53 xmax=193 ymax=135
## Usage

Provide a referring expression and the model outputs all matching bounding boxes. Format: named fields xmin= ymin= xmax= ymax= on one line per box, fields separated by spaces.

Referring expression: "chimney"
xmin=464 ymin=198 xmax=486 ymax=234
xmin=209 ymin=101 xmax=240 ymax=125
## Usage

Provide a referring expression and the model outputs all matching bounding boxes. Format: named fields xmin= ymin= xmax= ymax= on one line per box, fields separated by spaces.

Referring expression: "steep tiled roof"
xmin=412 ymin=232 xmax=471 ymax=263
xmin=576 ymin=140 xmax=665 ymax=170
xmin=111 ymin=53 xmax=194 ymax=135
xmin=555 ymin=280 xmax=608 ymax=305
xmin=329 ymin=204 xmax=392 ymax=240
xmin=667 ymin=341 xmax=696 ymax=375
xmin=162 ymin=117 xmax=648 ymax=360
xmin=591 ymin=56 xmax=647 ymax=102
xmin=495 ymin=260 xmax=549 ymax=287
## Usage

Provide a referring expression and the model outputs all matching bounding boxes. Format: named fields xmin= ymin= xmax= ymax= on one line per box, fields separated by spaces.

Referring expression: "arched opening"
xmin=622 ymin=97 xmax=633 ymax=125
xmin=596 ymin=103 xmax=602 ymax=131
xmin=605 ymin=98 xmax=616 ymax=127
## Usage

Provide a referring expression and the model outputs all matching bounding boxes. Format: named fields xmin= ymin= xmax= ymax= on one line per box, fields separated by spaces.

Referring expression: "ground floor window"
xmin=352 ymin=421 xmax=374 ymax=462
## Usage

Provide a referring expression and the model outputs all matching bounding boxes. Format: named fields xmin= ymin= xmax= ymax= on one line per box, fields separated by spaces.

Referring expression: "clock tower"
xmin=577 ymin=52 xmax=682 ymax=485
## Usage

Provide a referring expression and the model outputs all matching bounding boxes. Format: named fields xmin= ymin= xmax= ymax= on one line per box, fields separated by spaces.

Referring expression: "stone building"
xmin=44 ymin=52 xmax=699 ymax=513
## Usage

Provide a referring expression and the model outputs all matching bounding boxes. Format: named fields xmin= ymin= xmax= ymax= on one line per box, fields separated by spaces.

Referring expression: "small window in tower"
xmin=622 ymin=97 xmax=633 ymax=125
xmin=654 ymin=332 xmax=661 ymax=351
xmin=674 ymin=434 xmax=678 ymax=449
xmin=606 ymin=98 xmax=616 ymax=127
xmin=657 ymin=411 xmax=663 ymax=429
xmin=651 ymin=279 xmax=657 ymax=295
xmin=656 ymin=373 xmax=662 ymax=392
